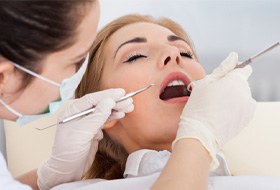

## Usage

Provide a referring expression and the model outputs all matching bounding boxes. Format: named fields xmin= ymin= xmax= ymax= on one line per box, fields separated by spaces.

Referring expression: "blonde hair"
xmin=76 ymin=14 xmax=198 ymax=180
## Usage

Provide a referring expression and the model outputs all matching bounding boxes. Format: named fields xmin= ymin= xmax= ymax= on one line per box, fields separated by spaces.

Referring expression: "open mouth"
xmin=159 ymin=72 xmax=191 ymax=101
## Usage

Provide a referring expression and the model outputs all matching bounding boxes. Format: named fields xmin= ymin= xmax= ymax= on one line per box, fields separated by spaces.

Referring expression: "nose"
xmin=164 ymin=56 xmax=180 ymax=65
xmin=159 ymin=46 xmax=181 ymax=68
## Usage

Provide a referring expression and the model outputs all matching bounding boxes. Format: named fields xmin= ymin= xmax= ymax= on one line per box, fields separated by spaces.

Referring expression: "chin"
xmin=152 ymin=143 xmax=173 ymax=151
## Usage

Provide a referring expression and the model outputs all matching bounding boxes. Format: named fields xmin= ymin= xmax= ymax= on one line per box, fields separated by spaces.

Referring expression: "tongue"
xmin=160 ymin=85 xmax=190 ymax=100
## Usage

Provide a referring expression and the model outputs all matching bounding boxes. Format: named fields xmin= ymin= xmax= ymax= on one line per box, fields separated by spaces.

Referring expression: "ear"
xmin=0 ymin=58 xmax=15 ymax=90
xmin=103 ymin=120 xmax=118 ymax=129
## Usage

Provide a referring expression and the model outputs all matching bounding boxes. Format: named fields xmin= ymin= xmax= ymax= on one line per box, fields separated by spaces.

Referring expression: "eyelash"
xmin=180 ymin=50 xmax=194 ymax=59
xmin=123 ymin=53 xmax=147 ymax=63
xmin=123 ymin=50 xmax=193 ymax=63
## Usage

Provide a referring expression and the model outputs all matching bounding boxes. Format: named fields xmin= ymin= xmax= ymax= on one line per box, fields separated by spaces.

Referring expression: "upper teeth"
xmin=167 ymin=80 xmax=185 ymax=87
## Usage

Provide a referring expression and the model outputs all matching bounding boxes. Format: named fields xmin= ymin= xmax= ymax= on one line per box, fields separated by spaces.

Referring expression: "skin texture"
xmin=0 ymin=1 xmax=100 ymax=121
xmin=101 ymin=22 xmax=206 ymax=153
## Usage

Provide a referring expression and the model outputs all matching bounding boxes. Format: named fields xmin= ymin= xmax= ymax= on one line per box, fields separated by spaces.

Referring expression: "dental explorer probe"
xmin=185 ymin=42 xmax=280 ymax=93
xmin=235 ymin=42 xmax=280 ymax=69
xmin=36 ymin=84 xmax=157 ymax=130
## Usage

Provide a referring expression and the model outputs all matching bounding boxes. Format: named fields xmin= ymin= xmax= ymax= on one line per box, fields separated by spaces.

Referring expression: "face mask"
xmin=0 ymin=53 xmax=89 ymax=126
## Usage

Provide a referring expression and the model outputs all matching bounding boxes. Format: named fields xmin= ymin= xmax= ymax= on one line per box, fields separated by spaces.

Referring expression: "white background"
xmin=99 ymin=0 xmax=280 ymax=101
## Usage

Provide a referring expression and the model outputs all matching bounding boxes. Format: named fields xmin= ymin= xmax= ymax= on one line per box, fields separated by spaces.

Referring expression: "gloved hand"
xmin=173 ymin=52 xmax=256 ymax=170
xmin=37 ymin=88 xmax=134 ymax=190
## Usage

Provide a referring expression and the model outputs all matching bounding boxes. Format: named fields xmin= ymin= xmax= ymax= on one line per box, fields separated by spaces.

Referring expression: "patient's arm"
xmin=16 ymin=169 xmax=39 ymax=190
xmin=151 ymin=139 xmax=211 ymax=190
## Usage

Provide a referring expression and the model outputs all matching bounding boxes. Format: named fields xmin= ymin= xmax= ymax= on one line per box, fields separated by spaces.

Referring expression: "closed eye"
xmin=180 ymin=51 xmax=193 ymax=59
xmin=123 ymin=53 xmax=147 ymax=63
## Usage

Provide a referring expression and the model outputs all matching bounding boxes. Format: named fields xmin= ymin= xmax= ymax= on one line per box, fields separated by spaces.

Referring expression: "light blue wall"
xmin=99 ymin=0 xmax=280 ymax=101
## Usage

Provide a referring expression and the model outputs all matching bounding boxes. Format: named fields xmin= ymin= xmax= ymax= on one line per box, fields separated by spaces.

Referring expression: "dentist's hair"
xmin=76 ymin=14 xmax=197 ymax=180
xmin=0 ymin=0 xmax=94 ymax=81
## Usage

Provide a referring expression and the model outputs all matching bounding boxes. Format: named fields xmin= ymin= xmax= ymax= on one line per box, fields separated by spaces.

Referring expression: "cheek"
xmin=102 ymin=73 xmax=137 ymax=92
xmin=10 ymin=78 xmax=60 ymax=115
xmin=183 ymin=62 xmax=206 ymax=80
xmin=120 ymin=93 xmax=183 ymax=142
xmin=102 ymin=63 xmax=153 ymax=91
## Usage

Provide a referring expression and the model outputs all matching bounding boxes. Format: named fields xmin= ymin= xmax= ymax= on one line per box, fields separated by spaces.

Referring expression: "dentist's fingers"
xmin=227 ymin=65 xmax=253 ymax=81
xmin=108 ymin=111 xmax=125 ymax=121
xmin=114 ymin=97 xmax=134 ymax=113
xmin=211 ymin=52 xmax=239 ymax=79
xmin=64 ymin=98 xmax=116 ymax=132
xmin=188 ymin=75 xmax=216 ymax=91
xmin=189 ymin=53 xmax=251 ymax=92
xmin=72 ymin=88 xmax=125 ymax=113
xmin=108 ymin=98 xmax=134 ymax=121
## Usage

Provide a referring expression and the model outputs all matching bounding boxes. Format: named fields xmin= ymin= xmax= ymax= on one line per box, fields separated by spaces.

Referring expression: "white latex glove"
xmin=37 ymin=88 xmax=134 ymax=190
xmin=174 ymin=52 xmax=256 ymax=170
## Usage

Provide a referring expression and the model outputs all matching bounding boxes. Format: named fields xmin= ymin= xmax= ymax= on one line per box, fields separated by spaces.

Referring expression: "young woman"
xmin=51 ymin=15 xmax=266 ymax=190
xmin=0 ymin=1 xmax=133 ymax=190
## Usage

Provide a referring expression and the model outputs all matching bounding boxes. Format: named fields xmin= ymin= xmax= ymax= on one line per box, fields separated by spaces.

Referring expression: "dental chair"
xmin=3 ymin=102 xmax=280 ymax=178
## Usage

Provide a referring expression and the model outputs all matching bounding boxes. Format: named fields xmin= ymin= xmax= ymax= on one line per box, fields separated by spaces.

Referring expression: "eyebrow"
xmin=114 ymin=37 xmax=147 ymax=58
xmin=167 ymin=35 xmax=189 ymax=44
xmin=114 ymin=35 xmax=189 ymax=59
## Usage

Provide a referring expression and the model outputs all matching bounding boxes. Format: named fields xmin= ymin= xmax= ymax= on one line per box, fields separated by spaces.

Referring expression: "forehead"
xmin=69 ymin=2 xmax=99 ymax=54
xmin=105 ymin=22 xmax=177 ymax=51
xmin=52 ymin=2 xmax=99 ymax=61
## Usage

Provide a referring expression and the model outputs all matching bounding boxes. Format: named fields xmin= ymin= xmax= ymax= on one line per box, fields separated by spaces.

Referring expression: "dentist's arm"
xmin=16 ymin=89 xmax=133 ymax=190
xmin=151 ymin=52 xmax=256 ymax=190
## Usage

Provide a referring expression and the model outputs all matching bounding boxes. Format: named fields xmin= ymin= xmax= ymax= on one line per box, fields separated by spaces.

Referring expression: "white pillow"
xmin=224 ymin=102 xmax=280 ymax=177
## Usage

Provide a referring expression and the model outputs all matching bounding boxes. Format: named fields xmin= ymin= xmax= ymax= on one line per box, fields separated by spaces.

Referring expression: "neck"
xmin=0 ymin=98 xmax=19 ymax=121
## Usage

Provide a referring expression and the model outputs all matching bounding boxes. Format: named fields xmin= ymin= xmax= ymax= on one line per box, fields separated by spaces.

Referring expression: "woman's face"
xmin=0 ymin=1 xmax=100 ymax=120
xmin=101 ymin=22 xmax=206 ymax=153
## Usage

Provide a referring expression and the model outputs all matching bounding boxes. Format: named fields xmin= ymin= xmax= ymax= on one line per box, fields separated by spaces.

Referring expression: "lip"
xmin=160 ymin=72 xmax=191 ymax=95
xmin=159 ymin=71 xmax=192 ymax=103
xmin=164 ymin=96 xmax=190 ymax=103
